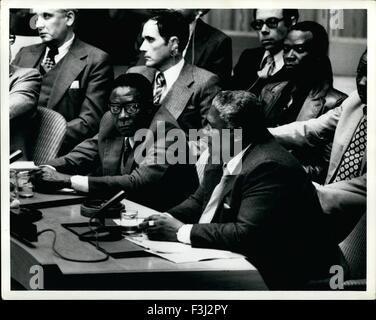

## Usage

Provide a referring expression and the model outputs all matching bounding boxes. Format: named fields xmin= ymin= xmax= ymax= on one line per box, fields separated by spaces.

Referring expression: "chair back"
xmin=339 ymin=213 xmax=366 ymax=281
xmin=32 ymin=107 xmax=66 ymax=165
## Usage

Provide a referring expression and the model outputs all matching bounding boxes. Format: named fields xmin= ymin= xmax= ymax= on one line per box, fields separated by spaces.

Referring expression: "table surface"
xmin=11 ymin=192 xmax=267 ymax=290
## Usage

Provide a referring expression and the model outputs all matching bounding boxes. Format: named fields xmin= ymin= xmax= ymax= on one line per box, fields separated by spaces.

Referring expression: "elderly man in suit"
xmin=140 ymin=90 xmax=341 ymax=290
xmin=128 ymin=10 xmax=221 ymax=135
xmin=13 ymin=9 xmax=113 ymax=155
xmin=174 ymin=9 xmax=232 ymax=84
xmin=9 ymin=34 xmax=42 ymax=160
xmin=33 ymin=73 xmax=198 ymax=212
xmin=230 ymin=9 xmax=299 ymax=95
xmin=270 ymin=50 xmax=367 ymax=243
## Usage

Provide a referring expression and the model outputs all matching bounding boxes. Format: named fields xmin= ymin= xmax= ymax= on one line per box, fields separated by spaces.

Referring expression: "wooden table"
xmin=11 ymin=193 xmax=267 ymax=290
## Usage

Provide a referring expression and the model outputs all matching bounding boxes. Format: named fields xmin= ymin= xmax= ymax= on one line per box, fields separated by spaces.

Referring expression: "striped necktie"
xmin=153 ymin=72 xmax=166 ymax=106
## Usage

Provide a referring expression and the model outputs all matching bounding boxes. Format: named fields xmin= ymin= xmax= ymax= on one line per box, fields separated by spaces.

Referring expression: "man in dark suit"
xmin=9 ymin=35 xmax=42 ymax=160
xmin=33 ymin=74 xmax=198 ymax=212
xmin=13 ymin=9 xmax=113 ymax=155
xmin=230 ymin=9 xmax=299 ymax=95
xmin=140 ymin=90 xmax=341 ymax=289
xmin=128 ymin=11 xmax=221 ymax=135
xmin=270 ymin=51 xmax=367 ymax=243
xmin=175 ymin=9 xmax=232 ymax=84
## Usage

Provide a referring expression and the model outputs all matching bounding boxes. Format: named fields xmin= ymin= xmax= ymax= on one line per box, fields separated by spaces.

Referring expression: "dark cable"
xmin=37 ymin=229 xmax=109 ymax=263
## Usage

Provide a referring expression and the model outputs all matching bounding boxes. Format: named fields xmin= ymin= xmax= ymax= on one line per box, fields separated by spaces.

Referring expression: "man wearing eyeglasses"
xmin=230 ymin=9 xmax=299 ymax=95
xmin=32 ymin=73 xmax=198 ymax=211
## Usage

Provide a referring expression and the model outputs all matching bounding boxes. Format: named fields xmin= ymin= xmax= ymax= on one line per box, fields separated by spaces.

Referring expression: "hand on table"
xmin=139 ymin=213 xmax=184 ymax=241
xmin=31 ymin=166 xmax=71 ymax=192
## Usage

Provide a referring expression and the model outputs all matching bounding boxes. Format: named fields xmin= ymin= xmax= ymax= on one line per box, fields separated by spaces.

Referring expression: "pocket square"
xmin=223 ymin=203 xmax=231 ymax=210
xmin=70 ymin=80 xmax=80 ymax=89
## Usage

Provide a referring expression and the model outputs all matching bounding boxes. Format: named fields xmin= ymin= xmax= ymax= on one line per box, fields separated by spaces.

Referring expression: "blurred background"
xmin=10 ymin=9 xmax=367 ymax=94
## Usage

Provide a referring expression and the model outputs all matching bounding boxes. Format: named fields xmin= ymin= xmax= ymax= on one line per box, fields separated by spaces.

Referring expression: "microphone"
xmin=98 ymin=190 xmax=127 ymax=213
xmin=10 ymin=150 xmax=23 ymax=163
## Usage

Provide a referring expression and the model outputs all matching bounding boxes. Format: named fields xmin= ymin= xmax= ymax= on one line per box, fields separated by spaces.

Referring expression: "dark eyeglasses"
xmin=283 ymin=43 xmax=310 ymax=55
xmin=251 ymin=17 xmax=284 ymax=30
xmin=109 ymin=103 xmax=140 ymax=115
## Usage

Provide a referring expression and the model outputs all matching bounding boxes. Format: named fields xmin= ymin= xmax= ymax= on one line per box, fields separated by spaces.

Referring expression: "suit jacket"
xmin=270 ymin=91 xmax=366 ymax=241
xmin=48 ymin=107 xmax=198 ymax=212
xmin=169 ymin=133 xmax=341 ymax=289
xmin=9 ymin=64 xmax=42 ymax=160
xmin=184 ymin=19 xmax=232 ymax=84
xmin=261 ymin=81 xmax=347 ymax=182
xmin=230 ymin=47 xmax=289 ymax=95
xmin=12 ymin=38 xmax=114 ymax=154
xmin=127 ymin=63 xmax=221 ymax=133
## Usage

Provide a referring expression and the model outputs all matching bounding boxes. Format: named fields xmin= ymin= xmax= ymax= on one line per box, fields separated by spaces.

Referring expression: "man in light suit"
xmin=33 ymin=74 xmax=198 ymax=212
xmin=175 ymin=9 xmax=232 ymax=85
xmin=141 ymin=90 xmax=341 ymax=289
xmin=230 ymin=9 xmax=299 ymax=95
xmin=13 ymin=9 xmax=113 ymax=155
xmin=9 ymin=34 xmax=42 ymax=160
xmin=270 ymin=51 xmax=367 ymax=242
xmin=128 ymin=11 xmax=221 ymax=135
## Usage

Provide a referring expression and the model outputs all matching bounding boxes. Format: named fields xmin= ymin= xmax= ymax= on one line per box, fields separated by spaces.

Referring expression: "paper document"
xmin=125 ymin=235 xmax=245 ymax=263
xmin=10 ymin=161 xmax=38 ymax=171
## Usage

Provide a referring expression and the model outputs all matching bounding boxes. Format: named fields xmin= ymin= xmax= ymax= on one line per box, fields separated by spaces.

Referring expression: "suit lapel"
xmin=47 ymin=39 xmax=88 ymax=109
xmin=162 ymin=63 xmax=194 ymax=120
xmin=102 ymin=135 xmax=124 ymax=176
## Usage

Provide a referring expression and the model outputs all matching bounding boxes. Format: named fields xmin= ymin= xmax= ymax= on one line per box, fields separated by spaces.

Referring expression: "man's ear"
xmin=65 ymin=10 xmax=75 ymax=27
xmin=169 ymin=36 xmax=180 ymax=53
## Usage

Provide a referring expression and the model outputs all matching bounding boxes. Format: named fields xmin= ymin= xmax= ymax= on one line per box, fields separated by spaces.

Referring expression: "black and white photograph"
xmin=1 ymin=0 xmax=375 ymax=301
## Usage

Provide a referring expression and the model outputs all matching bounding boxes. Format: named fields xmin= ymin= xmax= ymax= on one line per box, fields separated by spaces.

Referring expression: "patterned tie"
xmin=199 ymin=165 xmax=232 ymax=223
xmin=153 ymin=72 xmax=166 ymax=106
xmin=41 ymin=46 xmax=58 ymax=73
xmin=333 ymin=115 xmax=367 ymax=182
xmin=257 ymin=53 xmax=275 ymax=79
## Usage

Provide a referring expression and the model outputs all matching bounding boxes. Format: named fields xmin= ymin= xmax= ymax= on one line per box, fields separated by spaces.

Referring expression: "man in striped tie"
xmin=141 ymin=90 xmax=342 ymax=290
xmin=270 ymin=50 xmax=367 ymax=243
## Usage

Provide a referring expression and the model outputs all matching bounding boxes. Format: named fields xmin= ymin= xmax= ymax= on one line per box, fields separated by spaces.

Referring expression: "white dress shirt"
xmin=257 ymin=49 xmax=284 ymax=78
xmin=42 ymin=33 xmax=75 ymax=64
xmin=176 ymin=144 xmax=252 ymax=244
xmin=154 ymin=58 xmax=185 ymax=103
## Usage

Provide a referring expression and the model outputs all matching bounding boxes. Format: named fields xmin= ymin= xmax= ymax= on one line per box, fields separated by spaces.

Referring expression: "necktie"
xmin=199 ymin=166 xmax=232 ymax=223
xmin=333 ymin=115 xmax=367 ymax=182
xmin=153 ymin=72 xmax=166 ymax=106
xmin=257 ymin=54 xmax=275 ymax=79
xmin=121 ymin=138 xmax=134 ymax=174
xmin=41 ymin=46 xmax=58 ymax=73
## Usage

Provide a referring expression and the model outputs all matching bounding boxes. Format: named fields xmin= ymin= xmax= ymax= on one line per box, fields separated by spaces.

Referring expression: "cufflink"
xmin=148 ymin=220 xmax=155 ymax=227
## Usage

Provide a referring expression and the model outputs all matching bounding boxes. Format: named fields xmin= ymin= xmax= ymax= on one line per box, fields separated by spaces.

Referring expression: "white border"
xmin=1 ymin=0 xmax=376 ymax=300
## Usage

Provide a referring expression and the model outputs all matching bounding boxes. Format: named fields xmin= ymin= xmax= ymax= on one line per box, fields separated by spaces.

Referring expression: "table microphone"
xmin=79 ymin=190 xmax=127 ymax=242
xmin=10 ymin=150 xmax=23 ymax=163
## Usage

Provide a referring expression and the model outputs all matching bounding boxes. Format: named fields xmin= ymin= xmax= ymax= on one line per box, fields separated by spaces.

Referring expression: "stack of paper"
xmin=125 ymin=235 xmax=245 ymax=263
xmin=10 ymin=161 xmax=38 ymax=171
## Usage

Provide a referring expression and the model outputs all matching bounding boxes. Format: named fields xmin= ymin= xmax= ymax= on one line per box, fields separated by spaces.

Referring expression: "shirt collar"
xmin=156 ymin=58 xmax=185 ymax=92
xmin=261 ymin=49 xmax=284 ymax=75
xmin=126 ymin=136 xmax=135 ymax=149
xmin=225 ymin=143 xmax=252 ymax=175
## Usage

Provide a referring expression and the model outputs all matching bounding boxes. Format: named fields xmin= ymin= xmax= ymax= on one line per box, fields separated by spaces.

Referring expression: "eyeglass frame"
xmin=109 ymin=102 xmax=141 ymax=115
xmin=250 ymin=17 xmax=285 ymax=31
